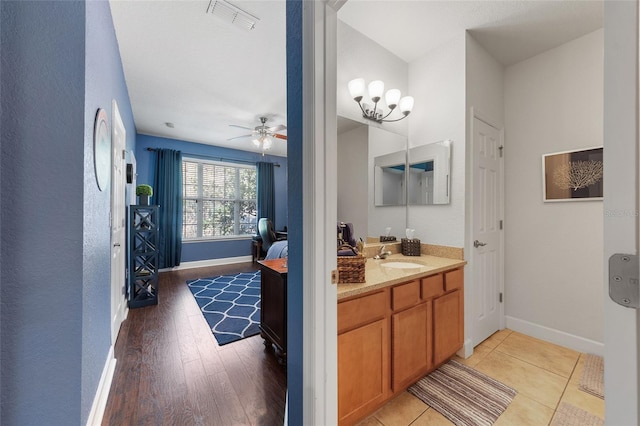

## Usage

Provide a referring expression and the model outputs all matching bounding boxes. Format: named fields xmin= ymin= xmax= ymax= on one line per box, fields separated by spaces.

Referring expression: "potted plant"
xmin=136 ymin=184 xmax=153 ymax=206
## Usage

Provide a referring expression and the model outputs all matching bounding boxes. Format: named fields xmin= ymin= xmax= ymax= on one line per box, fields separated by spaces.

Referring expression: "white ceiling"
xmin=109 ymin=0 xmax=288 ymax=156
xmin=110 ymin=0 xmax=603 ymax=157
xmin=339 ymin=1 xmax=603 ymax=66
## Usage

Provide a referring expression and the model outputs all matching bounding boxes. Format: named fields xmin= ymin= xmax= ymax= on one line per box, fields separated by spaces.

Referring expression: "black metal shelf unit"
xmin=129 ymin=205 xmax=159 ymax=308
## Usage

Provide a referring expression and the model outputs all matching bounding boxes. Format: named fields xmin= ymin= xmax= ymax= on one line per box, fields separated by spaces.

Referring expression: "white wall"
xmin=337 ymin=124 xmax=368 ymax=239
xmin=407 ymin=35 xmax=466 ymax=247
xmin=465 ymin=34 xmax=505 ymax=129
xmin=504 ymin=29 xmax=604 ymax=347
xmin=337 ymin=20 xmax=409 ymax=136
xmin=368 ymin=126 xmax=407 ymax=237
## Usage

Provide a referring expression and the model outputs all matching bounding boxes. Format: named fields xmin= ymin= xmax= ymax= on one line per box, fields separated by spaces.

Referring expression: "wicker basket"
xmin=401 ymin=238 xmax=421 ymax=256
xmin=337 ymin=253 xmax=366 ymax=283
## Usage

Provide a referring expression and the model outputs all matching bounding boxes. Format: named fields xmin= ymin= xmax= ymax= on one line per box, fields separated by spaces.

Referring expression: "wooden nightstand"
xmin=257 ymin=258 xmax=288 ymax=364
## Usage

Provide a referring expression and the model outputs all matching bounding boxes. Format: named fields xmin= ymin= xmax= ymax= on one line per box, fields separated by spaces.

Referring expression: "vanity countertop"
xmin=337 ymin=253 xmax=466 ymax=300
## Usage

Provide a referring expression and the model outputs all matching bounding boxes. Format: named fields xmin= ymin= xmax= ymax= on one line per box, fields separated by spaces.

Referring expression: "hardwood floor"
xmin=102 ymin=262 xmax=287 ymax=426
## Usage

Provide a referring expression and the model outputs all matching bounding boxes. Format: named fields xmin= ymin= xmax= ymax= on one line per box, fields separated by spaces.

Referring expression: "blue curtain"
xmin=153 ymin=149 xmax=183 ymax=268
xmin=257 ymin=162 xmax=275 ymax=228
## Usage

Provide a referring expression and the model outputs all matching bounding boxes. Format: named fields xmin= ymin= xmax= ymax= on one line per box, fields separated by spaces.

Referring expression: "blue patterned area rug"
xmin=186 ymin=271 xmax=261 ymax=346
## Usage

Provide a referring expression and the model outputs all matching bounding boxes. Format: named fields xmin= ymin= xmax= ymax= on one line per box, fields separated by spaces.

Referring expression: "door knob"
xmin=473 ymin=240 xmax=487 ymax=248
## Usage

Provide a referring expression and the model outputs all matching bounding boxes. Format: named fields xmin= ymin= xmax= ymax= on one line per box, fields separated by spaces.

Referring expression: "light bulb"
xmin=399 ymin=96 xmax=414 ymax=115
xmin=385 ymin=89 xmax=401 ymax=109
xmin=348 ymin=78 xmax=365 ymax=102
xmin=368 ymin=80 xmax=384 ymax=103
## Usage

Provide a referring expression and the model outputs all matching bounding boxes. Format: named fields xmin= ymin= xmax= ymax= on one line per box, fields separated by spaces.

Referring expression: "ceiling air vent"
xmin=206 ymin=0 xmax=259 ymax=31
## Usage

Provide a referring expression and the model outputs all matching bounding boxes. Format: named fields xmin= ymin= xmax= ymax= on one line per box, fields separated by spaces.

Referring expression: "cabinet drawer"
xmin=338 ymin=290 xmax=387 ymax=334
xmin=445 ymin=268 xmax=464 ymax=292
xmin=421 ymin=274 xmax=444 ymax=300
xmin=392 ymin=280 xmax=420 ymax=311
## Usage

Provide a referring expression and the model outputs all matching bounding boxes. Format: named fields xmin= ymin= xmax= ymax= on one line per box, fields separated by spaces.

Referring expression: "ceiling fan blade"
xmin=227 ymin=134 xmax=254 ymax=141
xmin=229 ymin=124 xmax=254 ymax=131
xmin=268 ymin=124 xmax=286 ymax=132
xmin=272 ymin=133 xmax=287 ymax=140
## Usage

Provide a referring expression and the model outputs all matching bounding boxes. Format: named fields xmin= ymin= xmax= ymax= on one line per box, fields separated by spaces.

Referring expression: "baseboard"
xmin=457 ymin=338 xmax=474 ymax=359
xmin=86 ymin=345 xmax=116 ymax=426
xmin=284 ymin=390 xmax=288 ymax=426
xmin=159 ymin=256 xmax=253 ymax=272
xmin=505 ymin=316 xmax=604 ymax=356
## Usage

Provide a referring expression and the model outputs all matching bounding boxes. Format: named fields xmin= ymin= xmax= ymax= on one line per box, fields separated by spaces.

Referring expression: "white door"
xmin=110 ymin=100 xmax=127 ymax=345
xmin=471 ymin=115 xmax=504 ymax=347
xmin=603 ymin=1 xmax=639 ymax=423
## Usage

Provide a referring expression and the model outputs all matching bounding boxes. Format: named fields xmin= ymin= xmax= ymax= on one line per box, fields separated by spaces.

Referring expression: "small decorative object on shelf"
xmin=129 ymin=205 xmax=159 ymax=308
xmin=401 ymin=238 xmax=421 ymax=256
xmin=136 ymin=184 xmax=153 ymax=206
xmin=380 ymin=226 xmax=396 ymax=242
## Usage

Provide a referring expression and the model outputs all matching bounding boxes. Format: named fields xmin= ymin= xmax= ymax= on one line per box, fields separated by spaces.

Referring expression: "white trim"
xmin=111 ymin=99 xmax=128 ymax=345
xmin=603 ymin=2 xmax=639 ymax=422
xmin=302 ymin=0 xmax=338 ymax=423
xmin=182 ymin=235 xmax=253 ymax=243
xmin=472 ymin=108 xmax=501 ymax=130
xmin=86 ymin=345 xmax=116 ymax=426
xmin=505 ymin=316 xmax=604 ymax=356
xmin=457 ymin=338 xmax=474 ymax=359
xmin=159 ymin=255 xmax=252 ymax=272
xmin=468 ymin=107 xmax=506 ymax=349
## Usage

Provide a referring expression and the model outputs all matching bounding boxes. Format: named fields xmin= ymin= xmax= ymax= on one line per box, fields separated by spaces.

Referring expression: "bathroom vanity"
xmin=337 ymin=254 xmax=465 ymax=425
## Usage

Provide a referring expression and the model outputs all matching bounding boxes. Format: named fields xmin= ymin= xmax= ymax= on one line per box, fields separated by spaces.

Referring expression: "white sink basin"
xmin=381 ymin=261 xmax=424 ymax=269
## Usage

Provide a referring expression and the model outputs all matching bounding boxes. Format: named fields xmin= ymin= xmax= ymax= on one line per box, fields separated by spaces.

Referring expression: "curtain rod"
xmin=145 ymin=147 xmax=281 ymax=167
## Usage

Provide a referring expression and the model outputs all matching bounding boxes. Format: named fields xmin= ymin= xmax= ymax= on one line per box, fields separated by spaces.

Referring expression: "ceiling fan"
xmin=228 ymin=116 xmax=287 ymax=152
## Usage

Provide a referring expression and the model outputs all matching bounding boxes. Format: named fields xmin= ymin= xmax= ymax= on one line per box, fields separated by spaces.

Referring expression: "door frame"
xmin=603 ymin=1 xmax=639 ymax=423
xmin=466 ymin=107 xmax=505 ymax=355
xmin=292 ymin=0 xmax=340 ymax=423
xmin=110 ymin=99 xmax=127 ymax=345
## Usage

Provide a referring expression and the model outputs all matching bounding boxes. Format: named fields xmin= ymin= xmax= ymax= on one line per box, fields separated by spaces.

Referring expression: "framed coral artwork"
xmin=542 ymin=147 xmax=603 ymax=202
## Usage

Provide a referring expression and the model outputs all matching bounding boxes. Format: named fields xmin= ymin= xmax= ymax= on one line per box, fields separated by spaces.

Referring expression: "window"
xmin=182 ymin=158 xmax=257 ymax=240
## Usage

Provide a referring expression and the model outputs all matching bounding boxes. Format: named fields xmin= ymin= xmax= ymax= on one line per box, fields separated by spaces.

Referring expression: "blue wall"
xmin=1 ymin=1 xmax=136 ymax=424
xmin=1 ymin=1 xmax=86 ymax=424
xmin=135 ymin=134 xmax=288 ymax=263
xmin=286 ymin=1 xmax=303 ymax=423
xmin=82 ymin=0 xmax=136 ymax=423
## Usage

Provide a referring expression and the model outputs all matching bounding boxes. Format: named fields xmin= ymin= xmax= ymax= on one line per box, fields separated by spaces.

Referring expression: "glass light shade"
xmin=252 ymin=138 xmax=261 ymax=147
xmin=348 ymin=78 xmax=365 ymax=101
xmin=399 ymin=96 xmax=414 ymax=115
xmin=262 ymin=136 xmax=273 ymax=150
xmin=368 ymin=80 xmax=384 ymax=102
xmin=385 ymin=89 xmax=401 ymax=109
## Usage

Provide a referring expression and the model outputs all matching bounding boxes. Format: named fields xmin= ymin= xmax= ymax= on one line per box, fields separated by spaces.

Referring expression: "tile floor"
xmin=357 ymin=329 xmax=604 ymax=425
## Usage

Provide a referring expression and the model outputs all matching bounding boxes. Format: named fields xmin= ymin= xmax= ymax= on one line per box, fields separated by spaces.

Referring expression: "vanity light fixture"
xmin=348 ymin=78 xmax=414 ymax=123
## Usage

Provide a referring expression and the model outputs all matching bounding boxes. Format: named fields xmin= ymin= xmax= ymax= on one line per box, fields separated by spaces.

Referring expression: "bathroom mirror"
xmin=336 ymin=116 xmax=407 ymax=240
xmin=407 ymin=140 xmax=452 ymax=205
xmin=374 ymin=150 xmax=406 ymax=206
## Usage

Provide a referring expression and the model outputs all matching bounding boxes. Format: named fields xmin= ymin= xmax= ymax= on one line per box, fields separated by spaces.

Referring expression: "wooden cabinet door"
xmin=392 ymin=302 xmax=432 ymax=391
xmin=433 ymin=289 xmax=463 ymax=366
xmin=338 ymin=318 xmax=389 ymax=425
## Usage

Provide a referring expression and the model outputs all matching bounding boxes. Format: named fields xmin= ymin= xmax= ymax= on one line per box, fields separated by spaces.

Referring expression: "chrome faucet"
xmin=374 ymin=245 xmax=392 ymax=260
